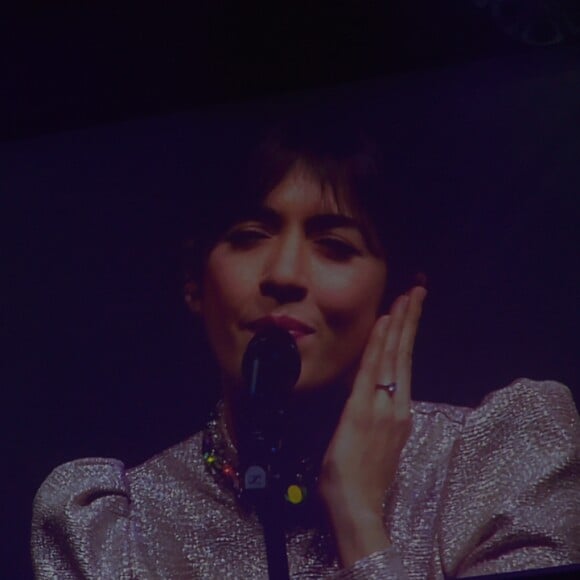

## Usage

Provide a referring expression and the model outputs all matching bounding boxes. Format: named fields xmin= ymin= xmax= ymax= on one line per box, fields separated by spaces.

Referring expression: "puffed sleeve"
xmin=31 ymin=458 xmax=146 ymax=579
xmin=439 ymin=380 xmax=580 ymax=578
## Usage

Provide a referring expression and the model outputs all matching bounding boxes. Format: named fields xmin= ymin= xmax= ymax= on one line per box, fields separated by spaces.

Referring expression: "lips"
xmin=246 ymin=315 xmax=315 ymax=338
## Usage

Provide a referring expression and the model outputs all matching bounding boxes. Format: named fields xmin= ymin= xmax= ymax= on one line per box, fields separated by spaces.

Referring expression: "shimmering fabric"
xmin=31 ymin=379 xmax=580 ymax=579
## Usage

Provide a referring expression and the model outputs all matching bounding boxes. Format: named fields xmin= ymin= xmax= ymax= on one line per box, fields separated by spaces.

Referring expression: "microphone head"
xmin=241 ymin=326 xmax=301 ymax=407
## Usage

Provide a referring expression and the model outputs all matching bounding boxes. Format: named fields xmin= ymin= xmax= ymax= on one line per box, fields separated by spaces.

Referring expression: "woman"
xmin=31 ymin=111 xmax=579 ymax=578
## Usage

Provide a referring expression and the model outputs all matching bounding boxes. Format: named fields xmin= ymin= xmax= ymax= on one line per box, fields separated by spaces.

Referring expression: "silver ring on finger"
xmin=375 ymin=382 xmax=398 ymax=397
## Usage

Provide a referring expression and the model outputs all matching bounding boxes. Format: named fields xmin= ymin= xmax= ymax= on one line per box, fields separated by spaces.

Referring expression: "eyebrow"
xmin=245 ymin=205 xmax=364 ymax=234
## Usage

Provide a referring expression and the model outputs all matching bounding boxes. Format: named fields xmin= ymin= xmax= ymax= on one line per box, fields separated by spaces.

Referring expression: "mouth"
xmin=246 ymin=315 xmax=315 ymax=339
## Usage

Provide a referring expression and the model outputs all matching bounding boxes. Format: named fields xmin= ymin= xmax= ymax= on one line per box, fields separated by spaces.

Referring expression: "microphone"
xmin=239 ymin=326 xmax=301 ymax=501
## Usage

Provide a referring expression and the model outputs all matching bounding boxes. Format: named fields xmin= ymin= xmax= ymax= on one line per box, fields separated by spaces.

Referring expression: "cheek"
xmin=317 ymin=266 xmax=385 ymax=326
xmin=308 ymin=269 xmax=383 ymax=387
xmin=201 ymin=256 xmax=254 ymax=377
xmin=204 ymin=253 xmax=253 ymax=309
xmin=201 ymin=256 xmax=246 ymax=342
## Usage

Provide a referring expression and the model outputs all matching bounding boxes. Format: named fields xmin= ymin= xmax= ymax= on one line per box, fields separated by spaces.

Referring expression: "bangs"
xmin=183 ymin=108 xmax=394 ymax=294
xmin=244 ymin=119 xmax=386 ymax=257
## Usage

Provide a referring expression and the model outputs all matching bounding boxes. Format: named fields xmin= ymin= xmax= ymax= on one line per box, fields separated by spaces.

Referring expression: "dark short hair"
xmin=182 ymin=103 xmax=418 ymax=313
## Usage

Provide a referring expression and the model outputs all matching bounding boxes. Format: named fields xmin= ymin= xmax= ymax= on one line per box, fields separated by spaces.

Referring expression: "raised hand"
xmin=318 ymin=285 xmax=427 ymax=567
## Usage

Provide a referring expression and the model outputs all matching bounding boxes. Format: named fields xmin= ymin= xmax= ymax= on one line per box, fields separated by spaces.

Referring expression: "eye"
xmin=224 ymin=228 xmax=269 ymax=248
xmin=317 ymin=238 xmax=360 ymax=260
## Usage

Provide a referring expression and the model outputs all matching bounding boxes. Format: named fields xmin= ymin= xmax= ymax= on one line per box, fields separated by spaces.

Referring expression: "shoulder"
xmin=32 ymin=434 xmax=208 ymax=577
xmin=463 ymin=378 xmax=578 ymax=454
xmin=33 ymin=457 xmax=129 ymax=522
xmin=31 ymin=457 xmax=133 ymax=576
xmin=472 ymin=378 xmax=576 ymax=421
xmin=437 ymin=380 xmax=580 ymax=575
xmin=33 ymin=432 xmax=206 ymax=524
xmin=413 ymin=378 xmax=578 ymax=446
xmin=407 ymin=378 xmax=578 ymax=496
xmin=440 ymin=378 xmax=579 ymax=509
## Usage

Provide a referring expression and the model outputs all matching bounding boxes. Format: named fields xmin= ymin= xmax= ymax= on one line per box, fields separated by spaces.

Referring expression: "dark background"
xmin=2 ymin=2 xmax=579 ymax=578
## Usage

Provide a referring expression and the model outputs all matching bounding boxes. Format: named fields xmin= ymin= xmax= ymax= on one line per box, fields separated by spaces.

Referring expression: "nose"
xmin=260 ymin=231 xmax=308 ymax=304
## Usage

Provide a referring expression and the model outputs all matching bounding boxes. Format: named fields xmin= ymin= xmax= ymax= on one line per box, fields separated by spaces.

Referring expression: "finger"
xmin=395 ymin=286 xmax=427 ymax=412
xmin=375 ymin=293 xmax=410 ymax=404
xmin=350 ymin=314 xmax=389 ymax=404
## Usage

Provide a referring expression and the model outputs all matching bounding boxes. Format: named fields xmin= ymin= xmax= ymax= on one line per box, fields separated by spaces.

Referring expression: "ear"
xmin=184 ymin=280 xmax=202 ymax=317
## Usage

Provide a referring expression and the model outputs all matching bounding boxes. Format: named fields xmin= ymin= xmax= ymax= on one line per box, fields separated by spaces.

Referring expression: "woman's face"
xmin=195 ymin=165 xmax=387 ymax=397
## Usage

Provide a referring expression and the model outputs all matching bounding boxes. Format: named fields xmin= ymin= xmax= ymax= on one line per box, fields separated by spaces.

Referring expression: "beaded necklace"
xmin=202 ymin=401 xmax=320 ymax=507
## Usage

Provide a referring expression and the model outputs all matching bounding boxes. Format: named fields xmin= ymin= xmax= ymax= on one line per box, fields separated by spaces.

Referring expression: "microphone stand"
xmin=258 ymin=452 xmax=290 ymax=580
xmin=241 ymin=423 xmax=290 ymax=580
xmin=260 ymin=502 xmax=290 ymax=580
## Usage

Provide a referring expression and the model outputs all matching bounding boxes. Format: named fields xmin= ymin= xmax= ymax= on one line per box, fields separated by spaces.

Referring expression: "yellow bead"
xmin=206 ymin=453 xmax=216 ymax=465
xmin=286 ymin=484 xmax=304 ymax=504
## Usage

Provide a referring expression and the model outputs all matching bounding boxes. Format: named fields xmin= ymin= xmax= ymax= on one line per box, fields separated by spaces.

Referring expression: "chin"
xmin=291 ymin=375 xmax=350 ymax=399
xmin=299 ymin=358 xmax=358 ymax=389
